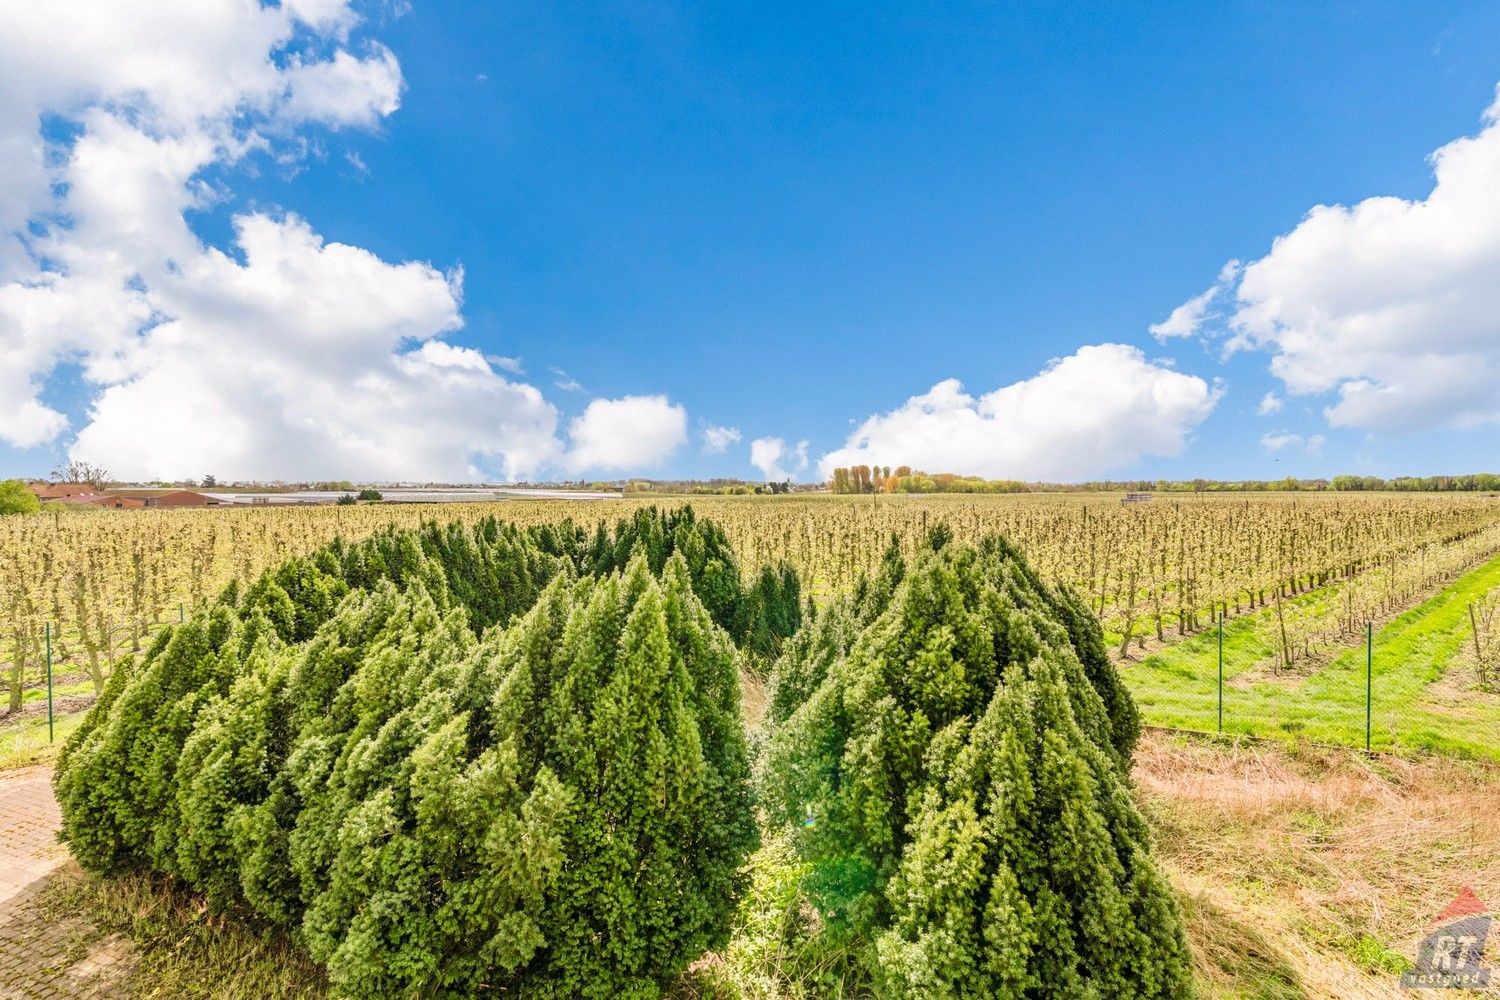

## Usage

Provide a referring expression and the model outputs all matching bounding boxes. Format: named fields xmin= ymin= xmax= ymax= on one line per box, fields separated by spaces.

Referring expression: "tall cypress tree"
xmin=762 ymin=533 xmax=1191 ymax=998
xmin=487 ymin=554 xmax=756 ymax=998
xmin=58 ymin=516 xmax=757 ymax=999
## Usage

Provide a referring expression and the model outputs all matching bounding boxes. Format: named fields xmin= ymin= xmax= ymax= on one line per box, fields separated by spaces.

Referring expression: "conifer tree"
xmin=480 ymin=554 xmax=757 ymax=998
xmin=534 ymin=505 xmax=781 ymax=646
xmin=57 ymin=514 xmax=758 ymax=999
xmin=762 ymin=532 xmax=1190 ymax=998
xmin=745 ymin=562 xmax=803 ymax=660
xmin=55 ymin=601 xmax=269 ymax=874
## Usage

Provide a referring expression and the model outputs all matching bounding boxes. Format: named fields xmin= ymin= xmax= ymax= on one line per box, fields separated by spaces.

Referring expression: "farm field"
xmin=1122 ymin=550 xmax=1500 ymax=758
xmin=3 ymin=496 xmax=1499 ymax=998
xmin=7 ymin=492 xmax=1500 ymax=759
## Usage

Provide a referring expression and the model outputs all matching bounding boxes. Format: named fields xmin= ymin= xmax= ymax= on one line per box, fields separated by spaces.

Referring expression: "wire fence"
xmin=1125 ymin=613 xmax=1500 ymax=763
xmin=7 ymin=604 xmax=1500 ymax=766
xmin=2 ymin=605 xmax=185 ymax=755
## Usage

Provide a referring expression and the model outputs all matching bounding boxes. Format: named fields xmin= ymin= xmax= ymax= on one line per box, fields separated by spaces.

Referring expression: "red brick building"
xmin=26 ymin=481 xmax=96 ymax=500
xmin=50 ymin=492 xmax=115 ymax=505
xmin=99 ymin=489 xmax=223 ymax=508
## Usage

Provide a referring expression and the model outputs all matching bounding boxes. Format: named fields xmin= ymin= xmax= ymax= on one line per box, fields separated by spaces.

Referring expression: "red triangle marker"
xmin=1432 ymin=886 xmax=1490 ymax=928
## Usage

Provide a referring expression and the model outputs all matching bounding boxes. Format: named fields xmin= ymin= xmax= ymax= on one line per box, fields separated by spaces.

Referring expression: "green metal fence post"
xmin=46 ymin=621 xmax=54 ymax=743
xmin=1366 ymin=620 xmax=1373 ymax=752
xmin=179 ymin=603 xmax=184 ymax=623
xmin=1217 ymin=612 xmax=1224 ymax=734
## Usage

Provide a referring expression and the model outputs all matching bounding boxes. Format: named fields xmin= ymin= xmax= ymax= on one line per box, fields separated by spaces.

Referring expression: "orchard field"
xmin=6 ymin=492 xmax=1500 ymax=760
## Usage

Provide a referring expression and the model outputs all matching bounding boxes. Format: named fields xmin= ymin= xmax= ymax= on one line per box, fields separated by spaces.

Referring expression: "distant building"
xmin=92 ymin=495 xmax=149 ymax=509
xmin=27 ymin=481 xmax=96 ymax=500
xmin=49 ymin=492 xmax=115 ymax=505
xmin=1121 ymin=493 xmax=1153 ymax=504
xmin=98 ymin=489 xmax=224 ymax=508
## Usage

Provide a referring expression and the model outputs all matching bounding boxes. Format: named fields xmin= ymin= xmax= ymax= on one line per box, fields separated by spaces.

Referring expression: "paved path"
xmin=0 ymin=768 xmax=134 ymax=999
xmin=0 ymin=769 xmax=66 ymax=907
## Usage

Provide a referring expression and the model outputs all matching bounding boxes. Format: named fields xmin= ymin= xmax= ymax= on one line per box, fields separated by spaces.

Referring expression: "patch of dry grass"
xmin=1135 ymin=731 xmax=1500 ymax=998
xmin=36 ymin=862 xmax=326 ymax=999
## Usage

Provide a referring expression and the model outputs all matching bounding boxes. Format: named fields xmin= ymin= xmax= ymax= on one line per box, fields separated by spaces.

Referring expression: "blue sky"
xmin=4 ymin=2 xmax=1500 ymax=483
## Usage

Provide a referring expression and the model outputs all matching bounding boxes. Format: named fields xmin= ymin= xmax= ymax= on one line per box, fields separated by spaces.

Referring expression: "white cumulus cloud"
xmin=1257 ymin=392 xmax=1284 ymax=416
xmin=701 ymin=425 xmax=741 ymax=453
xmin=1260 ymin=432 xmax=1301 ymax=453
xmin=279 ymin=45 xmax=403 ymax=128
xmin=1150 ymin=261 xmax=1240 ymax=341
xmin=750 ymin=437 xmax=809 ymax=481
xmin=68 ymin=217 xmax=562 ymax=481
xmin=563 ymin=395 xmax=687 ymax=474
xmin=1161 ymin=84 xmax=1500 ymax=432
xmin=0 ymin=0 xmax=685 ymax=481
xmin=818 ymin=344 xmax=1221 ymax=481
xmin=1259 ymin=431 xmax=1325 ymax=457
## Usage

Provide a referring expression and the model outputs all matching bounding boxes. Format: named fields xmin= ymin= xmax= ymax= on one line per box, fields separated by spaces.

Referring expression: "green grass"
xmin=1122 ymin=552 xmax=1500 ymax=759
xmin=8 ymin=676 xmax=98 ymax=707
xmin=0 ymin=707 xmax=87 ymax=769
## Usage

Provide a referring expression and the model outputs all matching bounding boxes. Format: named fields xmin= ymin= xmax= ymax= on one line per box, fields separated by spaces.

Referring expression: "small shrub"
xmin=0 ymin=479 xmax=41 ymax=515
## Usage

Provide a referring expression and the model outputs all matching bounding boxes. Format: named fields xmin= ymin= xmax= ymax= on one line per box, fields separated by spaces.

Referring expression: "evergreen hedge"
xmin=761 ymin=531 xmax=1192 ymax=998
xmin=56 ymin=510 xmax=759 ymax=998
xmin=57 ymin=510 xmax=1188 ymax=998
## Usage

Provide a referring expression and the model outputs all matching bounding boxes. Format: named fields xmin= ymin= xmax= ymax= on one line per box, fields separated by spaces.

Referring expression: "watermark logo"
xmin=1401 ymin=887 xmax=1491 ymax=990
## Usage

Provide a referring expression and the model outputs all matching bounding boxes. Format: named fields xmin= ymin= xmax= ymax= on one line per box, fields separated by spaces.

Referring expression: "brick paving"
xmin=0 ymin=769 xmax=66 ymax=908
xmin=0 ymin=769 xmax=134 ymax=999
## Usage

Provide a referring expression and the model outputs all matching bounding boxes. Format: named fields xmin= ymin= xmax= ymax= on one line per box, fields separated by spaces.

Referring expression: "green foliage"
xmin=480 ymin=555 xmax=758 ymax=997
xmin=335 ymin=493 xmax=357 ymax=505
xmin=687 ymin=835 xmax=871 ymax=1000
xmin=355 ymin=488 xmax=382 ymax=501
xmin=0 ymin=478 xmax=41 ymax=514
xmin=535 ymin=505 xmax=794 ymax=651
xmin=745 ymin=562 xmax=803 ymax=660
xmin=56 ymin=513 xmax=758 ymax=998
xmin=1347 ymin=932 xmax=1411 ymax=975
xmin=762 ymin=532 xmax=1189 ymax=998
xmin=1332 ymin=472 xmax=1500 ymax=492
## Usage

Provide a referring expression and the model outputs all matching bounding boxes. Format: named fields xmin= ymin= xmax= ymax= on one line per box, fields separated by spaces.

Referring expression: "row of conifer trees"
xmin=55 ymin=508 xmax=1193 ymax=998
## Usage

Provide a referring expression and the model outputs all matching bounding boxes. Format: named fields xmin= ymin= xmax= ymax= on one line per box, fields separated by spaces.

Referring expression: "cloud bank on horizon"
xmin=0 ymin=0 xmax=686 ymax=482
xmin=817 ymin=85 xmax=1500 ymax=482
xmin=818 ymin=345 xmax=1222 ymax=481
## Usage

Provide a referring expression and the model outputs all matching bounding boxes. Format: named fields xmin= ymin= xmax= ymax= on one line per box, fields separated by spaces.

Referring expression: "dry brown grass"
xmin=36 ymin=861 xmax=327 ymax=999
xmin=1135 ymin=731 xmax=1500 ymax=998
xmin=741 ymin=669 xmax=771 ymax=732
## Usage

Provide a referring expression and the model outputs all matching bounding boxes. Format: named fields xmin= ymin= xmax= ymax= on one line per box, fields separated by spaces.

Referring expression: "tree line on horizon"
xmin=826 ymin=466 xmax=1500 ymax=495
